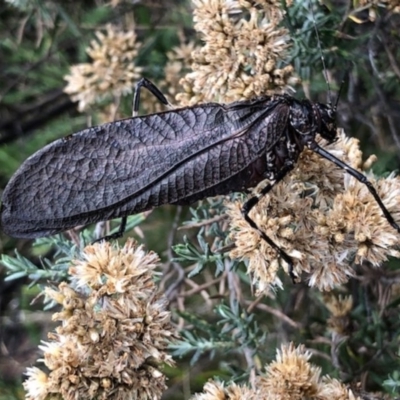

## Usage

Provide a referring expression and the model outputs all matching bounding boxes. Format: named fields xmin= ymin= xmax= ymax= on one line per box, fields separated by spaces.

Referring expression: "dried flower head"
xmin=324 ymin=293 xmax=353 ymax=318
xmin=164 ymin=37 xmax=198 ymax=102
xmin=23 ymin=239 xmax=176 ymax=400
xmin=318 ymin=377 xmax=361 ymax=400
xmin=227 ymin=130 xmax=400 ymax=292
xmin=64 ymin=24 xmax=142 ymax=112
xmin=24 ymin=367 xmax=50 ymax=400
xmin=257 ymin=342 xmax=321 ymax=399
xmin=324 ymin=293 xmax=353 ymax=336
xmin=257 ymin=343 xmax=362 ymax=400
xmin=190 ymin=380 xmax=256 ymax=400
xmin=177 ymin=0 xmax=297 ymax=105
xmin=192 ymin=343 xmax=362 ymax=400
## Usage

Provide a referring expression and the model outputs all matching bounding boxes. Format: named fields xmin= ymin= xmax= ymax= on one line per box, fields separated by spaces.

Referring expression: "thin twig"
xmin=178 ymin=214 xmax=228 ymax=230
xmin=244 ymin=300 xmax=300 ymax=329
xmin=180 ymin=276 xmax=223 ymax=297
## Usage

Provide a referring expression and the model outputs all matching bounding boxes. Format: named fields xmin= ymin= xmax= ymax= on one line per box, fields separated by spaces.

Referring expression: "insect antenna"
xmin=334 ymin=77 xmax=345 ymax=111
xmin=306 ymin=3 xmax=400 ymax=237
xmin=311 ymin=1 xmax=349 ymax=114
xmin=310 ymin=0 xmax=332 ymax=106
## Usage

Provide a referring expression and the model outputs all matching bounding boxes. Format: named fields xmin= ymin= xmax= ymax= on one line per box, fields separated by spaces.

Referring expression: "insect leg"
xmin=241 ymin=163 xmax=296 ymax=281
xmin=309 ymin=141 xmax=400 ymax=233
xmin=98 ymin=79 xmax=171 ymax=240
xmin=93 ymin=216 xmax=127 ymax=243
xmin=132 ymin=77 xmax=171 ymax=116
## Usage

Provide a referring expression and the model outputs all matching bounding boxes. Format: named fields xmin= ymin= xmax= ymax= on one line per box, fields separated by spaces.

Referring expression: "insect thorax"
xmin=288 ymin=98 xmax=337 ymax=143
xmin=264 ymin=97 xmax=338 ymax=182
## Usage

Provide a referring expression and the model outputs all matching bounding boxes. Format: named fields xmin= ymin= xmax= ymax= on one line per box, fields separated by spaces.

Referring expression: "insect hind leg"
xmin=309 ymin=141 xmax=400 ymax=233
xmin=241 ymin=163 xmax=297 ymax=282
xmin=133 ymin=77 xmax=172 ymax=116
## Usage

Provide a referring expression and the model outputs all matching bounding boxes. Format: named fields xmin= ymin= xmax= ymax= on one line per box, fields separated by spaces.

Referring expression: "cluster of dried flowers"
xmin=176 ymin=0 xmax=297 ymax=106
xmin=191 ymin=342 xmax=361 ymax=400
xmin=227 ymin=130 xmax=400 ymax=292
xmin=64 ymin=24 xmax=142 ymax=112
xmin=23 ymin=240 xmax=176 ymax=400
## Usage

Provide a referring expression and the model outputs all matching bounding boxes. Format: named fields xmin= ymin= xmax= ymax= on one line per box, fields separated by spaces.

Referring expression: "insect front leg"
xmin=132 ymin=77 xmax=172 ymax=116
xmin=241 ymin=162 xmax=296 ymax=282
xmin=309 ymin=141 xmax=400 ymax=233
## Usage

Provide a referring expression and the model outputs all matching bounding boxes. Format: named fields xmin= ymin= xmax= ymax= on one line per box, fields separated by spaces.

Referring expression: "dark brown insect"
xmin=1 ymin=78 xmax=399 ymax=279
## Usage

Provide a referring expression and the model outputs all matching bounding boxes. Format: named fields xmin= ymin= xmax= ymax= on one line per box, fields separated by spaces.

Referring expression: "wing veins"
xmin=28 ymin=101 xmax=288 ymax=223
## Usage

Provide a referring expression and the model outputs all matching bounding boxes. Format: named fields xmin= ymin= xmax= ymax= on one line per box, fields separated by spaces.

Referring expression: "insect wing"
xmin=1 ymin=98 xmax=289 ymax=238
